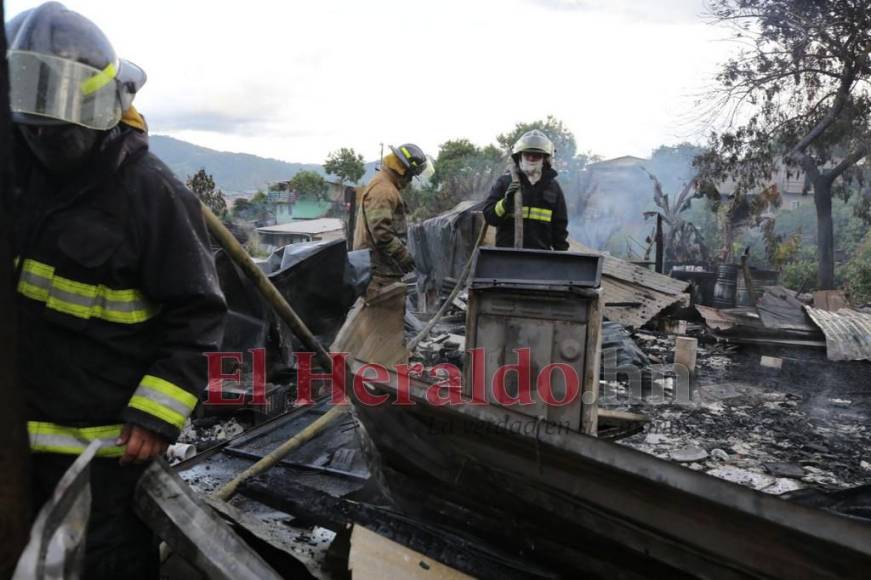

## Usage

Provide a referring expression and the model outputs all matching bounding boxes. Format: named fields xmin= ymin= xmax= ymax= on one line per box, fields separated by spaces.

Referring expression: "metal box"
xmin=464 ymin=248 xmax=604 ymax=434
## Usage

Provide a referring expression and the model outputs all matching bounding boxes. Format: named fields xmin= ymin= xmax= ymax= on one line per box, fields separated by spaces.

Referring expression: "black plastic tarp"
xmin=214 ymin=238 xmax=370 ymax=377
xmin=407 ymin=201 xmax=482 ymax=310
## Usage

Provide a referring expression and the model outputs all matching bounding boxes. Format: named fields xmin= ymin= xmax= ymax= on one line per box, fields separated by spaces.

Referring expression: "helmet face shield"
xmin=512 ymin=130 xmax=555 ymax=158
xmin=414 ymin=156 xmax=436 ymax=187
xmin=8 ymin=50 xmax=122 ymax=130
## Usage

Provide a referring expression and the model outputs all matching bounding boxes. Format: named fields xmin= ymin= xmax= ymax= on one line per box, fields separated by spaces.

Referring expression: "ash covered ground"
xmin=606 ymin=331 xmax=871 ymax=494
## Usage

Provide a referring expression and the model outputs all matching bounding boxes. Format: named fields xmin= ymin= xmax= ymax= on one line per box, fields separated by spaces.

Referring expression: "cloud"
xmin=5 ymin=0 xmax=735 ymax=163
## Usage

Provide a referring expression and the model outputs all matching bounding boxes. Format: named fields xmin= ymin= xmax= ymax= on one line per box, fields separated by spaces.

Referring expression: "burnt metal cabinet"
xmin=464 ymin=248 xmax=604 ymax=434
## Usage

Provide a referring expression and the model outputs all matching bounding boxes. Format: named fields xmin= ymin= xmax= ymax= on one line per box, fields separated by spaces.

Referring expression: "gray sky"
xmin=6 ymin=0 xmax=737 ymax=163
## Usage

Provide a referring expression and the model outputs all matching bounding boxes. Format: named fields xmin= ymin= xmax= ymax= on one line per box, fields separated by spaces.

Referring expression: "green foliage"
xmin=324 ymin=147 xmax=365 ymax=185
xmin=186 ymin=168 xmax=227 ymax=217
xmin=406 ymin=139 xmax=504 ymax=221
xmin=774 ymin=197 xmax=869 ymax=257
xmin=231 ymin=192 xmax=272 ymax=223
xmin=697 ymin=0 xmax=871 ymax=287
xmin=842 ymin=231 xmax=871 ymax=304
xmin=232 ymin=198 xmax=252 ymax=215
xmin=288 ymin=170 xmax=328 ymax=199
xmin=404 ymin=118 xmax=601 ymax=223
xmin=781 ymin=258 xmax=819 ymax=293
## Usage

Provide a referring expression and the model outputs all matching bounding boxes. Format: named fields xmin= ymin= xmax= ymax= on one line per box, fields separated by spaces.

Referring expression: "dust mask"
xmin=520 ymin=157 xmax=543 ymax=185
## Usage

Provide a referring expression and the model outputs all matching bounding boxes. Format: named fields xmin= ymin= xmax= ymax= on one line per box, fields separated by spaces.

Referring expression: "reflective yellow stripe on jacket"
xmin=17 ymin=258 xmax=158 ymax=324
xmin=494 ymin=201 xmax=552 ymax=222
xmin=128 ymin=375 xmax=198 ymax=430
xmin=28 ymin=421 xmax=125 ymax=457
xmin=524 ymin=207 xmax=553 ymax=222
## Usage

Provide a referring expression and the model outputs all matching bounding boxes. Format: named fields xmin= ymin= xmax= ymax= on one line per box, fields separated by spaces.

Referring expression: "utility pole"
xmin=0 ymin=0 xmax=32 ymax=575
xmin=655 ymin=213 xmax=664 ymax=274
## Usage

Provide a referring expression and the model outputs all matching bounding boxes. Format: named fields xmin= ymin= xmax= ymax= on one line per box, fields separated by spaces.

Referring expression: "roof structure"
xmin=257 ymin=218 xmax=345 ymax=236
xmin=805 ymin=307 xmax=871 ymax=362
xmin=568 ymin=240 xmax=690 ymax=328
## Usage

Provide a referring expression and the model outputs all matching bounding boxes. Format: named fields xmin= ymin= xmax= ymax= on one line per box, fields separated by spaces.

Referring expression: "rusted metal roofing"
xmin=805 ymin=307 xmax=871 ymax=362
xmin=569 ymin=240 xmax=689 ymax=328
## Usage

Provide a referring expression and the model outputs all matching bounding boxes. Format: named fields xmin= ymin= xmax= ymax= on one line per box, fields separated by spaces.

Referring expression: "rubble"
xmin=570 ymin=239 xmax=691 ymax=328
xmin=608 ymin=331 xmax=871 ymax=493
xmin=143 ymin=209 xmax=871 ymax=578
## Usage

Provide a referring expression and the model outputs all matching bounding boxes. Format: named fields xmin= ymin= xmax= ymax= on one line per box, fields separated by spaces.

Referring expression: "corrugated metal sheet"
xmin=569 ymin=240 xmax=689 ymax=328
xmin=757 ymin=286 xmax=817 ymax=332
xmin=805 ymin=307 xmax=871 ymax=362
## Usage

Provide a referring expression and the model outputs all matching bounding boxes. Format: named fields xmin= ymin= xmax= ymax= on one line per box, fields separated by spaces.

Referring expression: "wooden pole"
xmin=655 ymin=213 xmax=664 ymax=274
xmin=201 ymin=205 xmax=333 ymax=371
xmin=0 ymin=1 xmax=32 ymax=572
xmin=509 ymin=165 xmax=523 ymax=249
xmin=212 ymin=404 xmax=345 ymax=501
xmin=580 ymin=293 xmax=603 ymax=436
xmin=740 ymin=250 xmax=755 ymax=306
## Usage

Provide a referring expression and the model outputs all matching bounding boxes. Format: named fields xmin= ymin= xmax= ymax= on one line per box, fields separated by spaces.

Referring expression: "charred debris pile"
xmin=162 ymin=204 xmax=871 ymax=579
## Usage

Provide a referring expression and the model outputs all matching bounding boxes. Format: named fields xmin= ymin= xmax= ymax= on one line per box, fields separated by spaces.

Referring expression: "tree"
xmin=288 ymin=170 xmax=328 ymax=199
xmin=231 ymin=193 xmax=273 ymax=224
xmin=186 ymin=168 xmax=227 ymax=217
xmin=406 ymin=139 xmax=504 ymax=220
xmin=324 ymin=147 xmax=366 ymax=185
xmin=695 ymin=0 xmax=871 ymax=289
xmin=698 ymin=180 xmax=782 ymax=263
xmin=644 ymin=170 xmax=710 ymax=265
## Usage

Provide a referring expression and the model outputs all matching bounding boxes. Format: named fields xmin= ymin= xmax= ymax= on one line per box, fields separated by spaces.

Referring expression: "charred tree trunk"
xmin=814 ymin=179 xmax=835 ymax=290
xmin=0 ymin=1 xmax=31 ymax=575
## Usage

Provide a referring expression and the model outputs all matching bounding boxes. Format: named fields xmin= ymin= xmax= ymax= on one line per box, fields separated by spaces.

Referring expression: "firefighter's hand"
xmin=399 ymin=252 xmax=416 ymax=274
xmin=502 ymin=181 xmax=520 ymax=213
xmin=118 ymin=424 xmax=169 ymax=465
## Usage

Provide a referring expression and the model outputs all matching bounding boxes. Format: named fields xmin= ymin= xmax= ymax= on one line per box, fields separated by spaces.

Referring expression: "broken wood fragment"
xmin=349 ymin=526 xmax=473 ymax=580
xmin=135 ymin=460 xmax=282 ymax=580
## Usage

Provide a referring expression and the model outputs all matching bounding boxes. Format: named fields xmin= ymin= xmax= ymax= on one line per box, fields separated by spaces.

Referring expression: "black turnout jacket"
xmin=482 ymin=167 xmax=569 ymax=251
xmin=13 ymin=125 xmax=227 ymax=451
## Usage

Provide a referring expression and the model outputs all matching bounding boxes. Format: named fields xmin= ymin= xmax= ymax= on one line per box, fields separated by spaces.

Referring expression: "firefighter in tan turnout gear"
xmin=353 ymin=143 xmax=430 ymax=297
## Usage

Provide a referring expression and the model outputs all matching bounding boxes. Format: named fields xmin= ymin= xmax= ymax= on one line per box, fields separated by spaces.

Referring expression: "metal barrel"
xmin=712 ymin=264 xmax=738 ymax=309
xmin=736 ymin=269 xmax=780 ymax=306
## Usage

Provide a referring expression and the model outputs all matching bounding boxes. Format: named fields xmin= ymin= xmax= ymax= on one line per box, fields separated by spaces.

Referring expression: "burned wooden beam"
xmin=135 ymin=460 xmax=282 ymax=580
xmin=341 ymin=355 xmax=871 ymax=579
xmin=241 ymin=476 xmax=560 ymax=580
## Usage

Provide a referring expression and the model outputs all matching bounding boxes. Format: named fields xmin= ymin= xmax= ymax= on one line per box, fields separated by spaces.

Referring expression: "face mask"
xmin=520 ymin=157 xmax=544 ymax=185
xmin=18 ymin=123 xmax=100 ymax=176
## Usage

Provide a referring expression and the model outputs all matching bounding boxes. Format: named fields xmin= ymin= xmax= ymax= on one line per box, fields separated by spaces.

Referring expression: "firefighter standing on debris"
xmin=483 ymin=130 xmax=570 ymax=250
xmin=353 ymin=143 xmax=430 ymax=298
xmin=7 ymin=3 xmax=227 ymax=578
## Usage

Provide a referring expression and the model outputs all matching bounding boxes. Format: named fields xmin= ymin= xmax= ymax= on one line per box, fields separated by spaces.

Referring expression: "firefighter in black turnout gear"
xmin=7 ymin=3 xmax=227 ymax=578
xmin=483 ymin=129 xmax=569 ymax=250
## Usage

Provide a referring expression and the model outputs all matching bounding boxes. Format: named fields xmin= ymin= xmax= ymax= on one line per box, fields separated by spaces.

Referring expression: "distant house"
xmin=717 ymin=162 xmax=813 ymax=212
xmin=267 ymin=179 xmax=348 ymax=224
xmin=256 ymin=218 xmax=346 ymax=249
